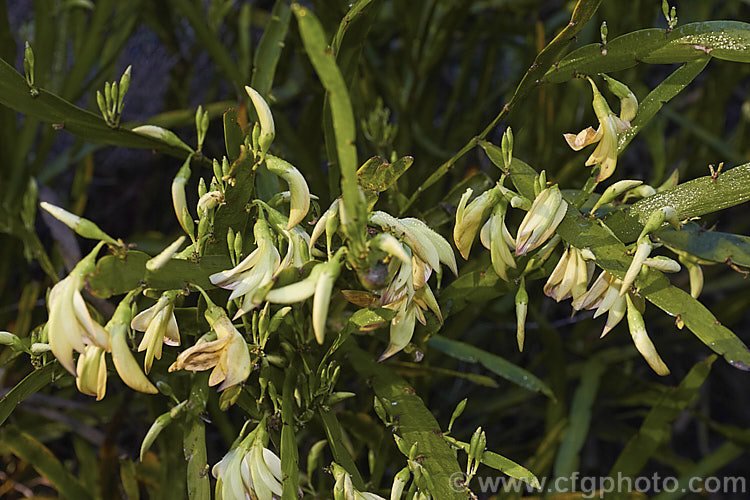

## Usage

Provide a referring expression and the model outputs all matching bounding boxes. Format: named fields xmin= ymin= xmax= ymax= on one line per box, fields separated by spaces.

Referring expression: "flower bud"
xmin=197 ymin=190 xmax=224 ymax=214
xmin=118 ymin=65 xmax=131 ymax=112
xmin=480 ymin=202 xmax=516 ymax=280
xmin=602 ymin=74 xmax=638 ymax=123
xmin=132 ymin=125 xmax=194 ymax=153
xmin=626 ymin=295 xmax=670 ymax=375
xmin=643 ymin=256 xmax=681 ymax=273
xmin=369 ymin=233 xmax=411 ymax=264
xmin=515 ymin=185 xmax=567 ymax=256
xmin=266 ymin=155 xmax=310 ymax=229
xmin=501 ymin=127 xmax=514 ymax=168
xmin=544 ymin=246 xmax=591 ymax=302
xmin=40 ymin=202 xmax=120 ymax=247
xmin=0 ymin=331 xmax=26 ymax=352
xmin=639 ymin=206 xmax=679 ymax=239
xmin=515 ymin=278 xmax=528 ymax=352
xmin=146 ymin=236 xmax=186 ymax=272
xmin=140 ymin=401 xmax=186 ymax=461
xmin=591 ymin=180 xmax=643 ymax=212
xmin=23 ymin=41 xmax=35 ymax=88
xmin=75 ymin=345 xmax=107 ymax=400
xmin=31 ymin=342 xmax=51 ymax=354
xmin=454 ymin=188 xmax=499 ymax=259
xmin=620 ymin=237 xmax=653 ymax=296
xmin=171 ymin=157 xmax=192 ymax=235
xmin=245 ymin=85 xmax=275 ymax=156
xmin=391 ymin=467 xmax=411 ymax=500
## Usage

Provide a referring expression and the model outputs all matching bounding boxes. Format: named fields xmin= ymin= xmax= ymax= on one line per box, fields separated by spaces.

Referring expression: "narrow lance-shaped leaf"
xmin=618 ymin=58 xmax=710 ymax=153
xmin=251 ymin=0 xmax=292 ymax=96
xmin=1 ymin=427 xmax=92 ymax=500
xmin=344 ymin=341 xmax=468 ymax=500
xmin=552 ymin=359 xmax=605 ymax=480
xmin=0 ymin=57 xmax=189 ymax=156
xmin=428 ymin=336 xmax=556 ymax=400
xmin=544 ymin=21 xmax=750 ymax=84
xmin=609 ymin=356 xmax=716 ymax=477
xmin=0 ymin=363 xmax=57 ymax=427
xmin=293 ymin=5 xmax=363 ymax=248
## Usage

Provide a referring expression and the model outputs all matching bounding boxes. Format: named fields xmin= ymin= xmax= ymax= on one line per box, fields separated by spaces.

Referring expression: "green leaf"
xmin=344 ymin=342 xmax=465 ymax=500
xmin=389 ymin=361 xmax=499 ymax=388
xmin=251 ymin=0 xmax=292 ymax=96
xmin=357 ymin=155 xmax=413 ymax=193
xmin=318 ymin=406 xmax=365 ymax=489
xmin=1 ymin=426 xmax=92 ymax=499
xmin=281 ymin=363 xmax=300 ymax=500
xmin=222 ymin=108 xmax=244 ymax=163
xmin=552 ymin=359 xmax=605 ymax=479
xmin=624 ymin=163 xmax=750 ymax=238
xmin=656 ymin=223 xmax=750 ymax=267
xmin=427 ymin=336 xmax=556 ymax=400
xmin=652 ymin=440 xmax=744 ymax=500
xmin=0 ymin=363 xmax=58 ymax=427
xmin=450 ymin=440 xmax=540 ymax=488
xmin=0 ymin=56 xmax=188 ymax=157
xmin=440 ymin=260 xmax=514 ymax=316
xmin=85 ymin=251 xmax=231 ymax=298
xmin=209 ymin=149 xmax=257 ymax=255
xmin=120 ymin=458 xmax=141 ymax=500
xmin=618 ymin=58 xmax=711 ymax=153
xmin=293 ymin=4 xmax=360 ymax=242
xmin=331 ymin=0 xmax=376 ymax=55
xmin=610 ymin=356 xmax=716 ymax=477
xmin=402 ymin=0 xmax=603 ymax=213
xmin=545 ymin=21 xmax=750 ymax=83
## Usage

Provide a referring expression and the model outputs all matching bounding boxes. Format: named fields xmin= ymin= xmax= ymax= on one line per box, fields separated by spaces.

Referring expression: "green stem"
xmin=573 ymin=169 xmax=600 ymax=209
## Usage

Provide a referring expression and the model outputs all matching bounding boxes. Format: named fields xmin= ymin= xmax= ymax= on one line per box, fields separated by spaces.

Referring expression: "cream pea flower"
xmin=563 ymin=76 xmax=636 ymax=182
xmin=131 ymin=290 xmax=180 ymax=374
xmin=46 ymin=242 xmax=110 ymax=375
xmin=210 ymin=217 xmax=281 ymax=318
xmin=169 ymin=294 xmax=251 ymax=391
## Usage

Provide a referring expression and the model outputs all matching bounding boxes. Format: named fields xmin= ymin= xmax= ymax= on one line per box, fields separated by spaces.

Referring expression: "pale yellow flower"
xmin=515 ymin=185 xmax=567 ymax=256
xmin=46 ymin=242 xmax=110 ymax=375
xmin=454 ymin=187 xmax=500 ymax=260
xmin=265 ymin=250 xmax=345 ymax=344
xmin=563 ymin=77 xmax=633 ymax=182
xmin=75 ymin=345 xmax=107 ymax=400
xmin=626 ymin=295 xmax=670 ymax=376
xmin=213 ymin=419 xmax=283 ymax=500
xmin=479 ymin=202 xmax=516 ymax=280
xmin=169 ymin=301 xmax=251 ymax=391
xmin=332 ymin=463 xmax=386 ymax=500
xmin=131 ymin=290 xmax=180 ymax=374
xmin=543 ymin=246 xmax=593 ymax=302
xmin=210 ymin=218 xmax=281 ymax=318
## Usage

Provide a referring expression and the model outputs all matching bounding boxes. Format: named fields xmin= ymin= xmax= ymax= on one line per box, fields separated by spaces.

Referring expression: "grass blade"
xmin=1 ymin=426 xmax=92 ymax=499
xmin=428 ymin=336 xmax=556 ymax=400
